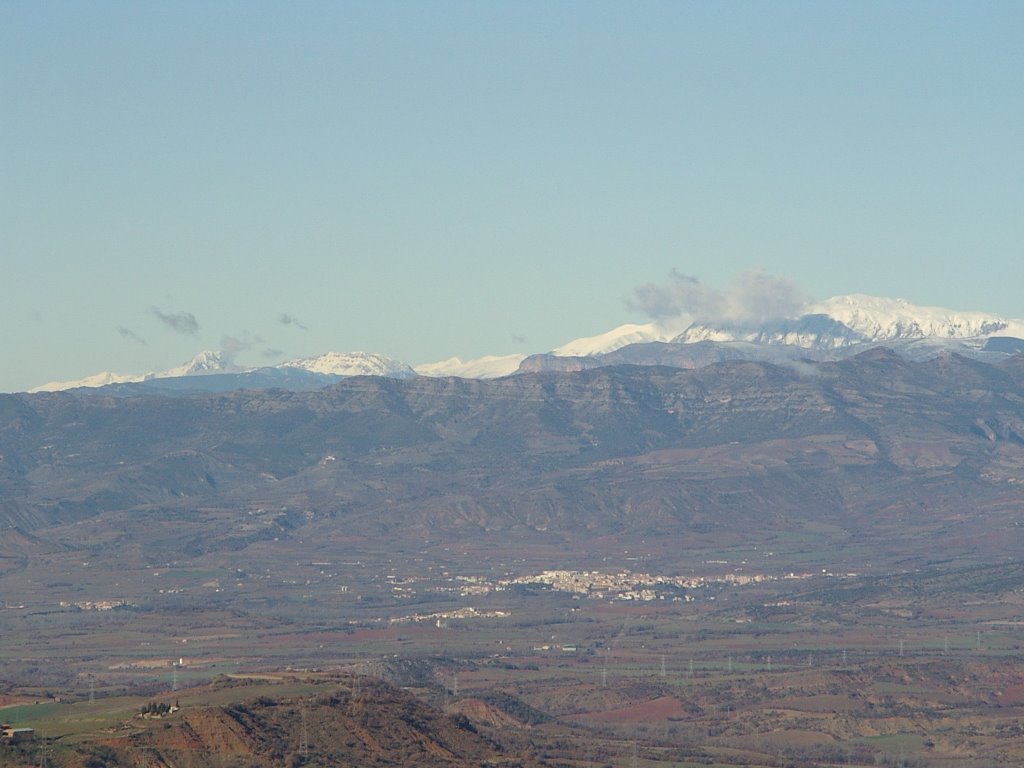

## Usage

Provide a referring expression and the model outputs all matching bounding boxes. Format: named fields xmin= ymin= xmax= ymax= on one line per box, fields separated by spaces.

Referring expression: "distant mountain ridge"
xmin=413 ymin=353 xmax=527 ymax=379
xmin=523 ymin=295 xmax=1024 ymax=373
xmin=7 ymin=351 xmax=1024 ymax=566
xmin=278 ymin=351 xmax=416 ymax=378
xmin=26 ymin=294 xmax=1024 ymax=393
xmin=674 ymin=295 xmax=1023 ymax=349
xmin=29 ymin=350 xmax=415 ymax=393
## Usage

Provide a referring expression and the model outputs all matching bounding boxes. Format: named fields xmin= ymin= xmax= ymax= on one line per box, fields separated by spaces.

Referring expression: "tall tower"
xmin=299 ymin=707 xmax=309 ymax=760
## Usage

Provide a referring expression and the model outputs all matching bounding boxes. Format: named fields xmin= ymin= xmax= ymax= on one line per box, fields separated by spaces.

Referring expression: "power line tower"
xmin=299 ymin=707 xmax=309 ymax=762
xmin=37 ymin=732 xmax=49 ymax=768
xmin=660 ymin=654 xmax=666 ymax=678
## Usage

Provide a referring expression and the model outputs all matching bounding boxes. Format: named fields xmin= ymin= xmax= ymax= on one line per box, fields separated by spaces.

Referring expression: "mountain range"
xmin=6 ymin=294 xmax=1024 ymax=768
xmin=27 ymin=294 xmax=1024 ymax=394
xmin=4 ymin=348 xmax=1024 ymax=569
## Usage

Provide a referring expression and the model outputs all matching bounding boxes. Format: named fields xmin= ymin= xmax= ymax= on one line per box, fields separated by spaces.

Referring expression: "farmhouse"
xmin=1 ymin=724 xmax=35 ymax=743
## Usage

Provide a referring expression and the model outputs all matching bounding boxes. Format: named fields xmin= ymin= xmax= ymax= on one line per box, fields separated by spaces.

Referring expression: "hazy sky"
xmin=3 ymin=1 xmax=1022 ymax=391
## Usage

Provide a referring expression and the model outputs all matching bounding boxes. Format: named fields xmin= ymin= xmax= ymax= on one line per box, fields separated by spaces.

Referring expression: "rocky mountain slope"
xmin=4 ymin=351 xmax=1024 ymax=568
xmin=3 ymin=675 xmax=544 ymax=768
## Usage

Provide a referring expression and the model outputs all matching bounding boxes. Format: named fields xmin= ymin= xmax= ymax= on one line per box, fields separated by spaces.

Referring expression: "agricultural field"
xmin=4 ymin=539 xmax=1024 ymax=767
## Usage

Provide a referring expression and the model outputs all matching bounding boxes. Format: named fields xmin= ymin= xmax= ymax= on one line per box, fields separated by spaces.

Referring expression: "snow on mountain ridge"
xmin=29 ymin=370 xmax=145 ymax=393
xmin=277 ymin=351 xmax=416 ymax=378
xmin=158 ymin=350 xmax=237 ymax=378
xmin=552 ymin=318 xmax=691 ymax=357
xmin=675 ymin=314 xmax=867 ymax=350
xmin=30 ymin=350 xmax=413 ymax=392
xmin=24 ymin=294 xmax=1024 ymax=392
xmin=414 ymin=354 xmax=526 ymax=379
xmin=674 ymin=295 xmax=1024 ymax=350
xmin=29 ymin=350 xmax=234 ymax=393
xmin=807 ymin=294 xmax=1023 ymax=341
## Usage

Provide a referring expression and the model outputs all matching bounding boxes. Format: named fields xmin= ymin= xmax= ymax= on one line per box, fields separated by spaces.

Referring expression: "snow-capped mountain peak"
xmin=29 ymin=350 xmax=238 ymax=393
xmin=155 ymin=350 xmax=236 ymax=379
xmin=29 ymin=370 xmax=145 ymax=393
xmin=277 ymin=351 xmax=416 ymax=378
xmin=30 ymin=350 xmax=417 ymax=393
xmin=672 ymin=294 xmax=1024 ymax=351
xmin=24 ymin=293 xmax=1024 ymax=393
xmin=552 ymin=318 xmax=691 ymax=357
xmin=414 ymin=354 xmax=526 ymax=379
xmin=807 ymin=294 xmax=1020 ymax=341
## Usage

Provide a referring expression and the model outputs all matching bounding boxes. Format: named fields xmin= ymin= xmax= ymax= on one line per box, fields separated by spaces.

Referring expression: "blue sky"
xmin=3 ymin=1 xmax=1022 ymax=391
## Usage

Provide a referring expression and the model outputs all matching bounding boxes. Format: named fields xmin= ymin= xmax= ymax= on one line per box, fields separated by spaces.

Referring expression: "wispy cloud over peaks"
xmin=219 ymin=332 xmax=264 ymax=365
xmin=118 ymin=326 xmax=147 ymax=345
xmin=279 ymin=313 xmax=308 ymax=330
xmin=630 ymin=269 xmax=808 ymax=327
xmin=150 ymin=307 xmax=199 ymax=336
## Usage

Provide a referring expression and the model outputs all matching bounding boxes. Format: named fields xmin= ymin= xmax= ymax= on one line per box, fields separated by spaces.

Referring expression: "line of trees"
xmin=140 ymin=700 xmax=177 ymax=715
